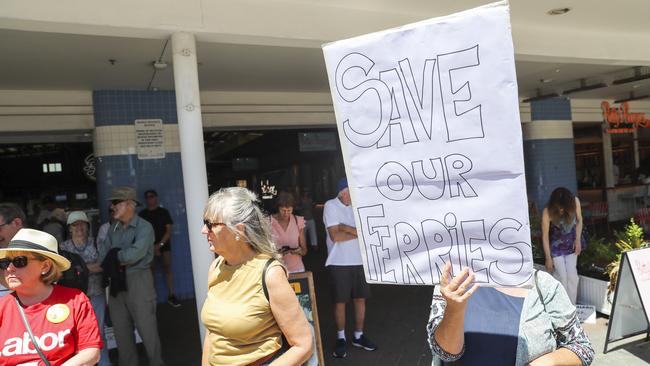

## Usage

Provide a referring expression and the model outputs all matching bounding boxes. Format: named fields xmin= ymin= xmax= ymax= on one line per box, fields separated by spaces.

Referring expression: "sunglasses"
xmin=0 ymin=255 xmax=33 ymax=270
xmin=203 ymin=220 xmax=226 ymax=231
xmin=111 ymin=199 xmax=125 ymax=206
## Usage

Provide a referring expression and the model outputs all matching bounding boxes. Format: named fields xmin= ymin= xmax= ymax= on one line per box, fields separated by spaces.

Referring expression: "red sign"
xmin=602 ymin=101 xmax=650 ymax=133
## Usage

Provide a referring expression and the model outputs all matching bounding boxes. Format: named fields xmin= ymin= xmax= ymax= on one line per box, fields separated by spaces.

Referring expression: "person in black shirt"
xmin=139 ymin=189 xmax=180 ymax=307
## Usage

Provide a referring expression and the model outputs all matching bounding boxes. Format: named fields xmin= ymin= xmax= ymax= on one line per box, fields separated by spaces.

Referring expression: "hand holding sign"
xmin=439 ymin=262 xmax=479 ymax=313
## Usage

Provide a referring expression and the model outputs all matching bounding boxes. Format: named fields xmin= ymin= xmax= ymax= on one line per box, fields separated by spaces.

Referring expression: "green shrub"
xmin=606 ymin=219 xmax=649 ymax=294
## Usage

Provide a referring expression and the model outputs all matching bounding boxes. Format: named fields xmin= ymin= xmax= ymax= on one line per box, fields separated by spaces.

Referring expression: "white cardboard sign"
xmin=322 ymin=1 xmax=532 ymax=286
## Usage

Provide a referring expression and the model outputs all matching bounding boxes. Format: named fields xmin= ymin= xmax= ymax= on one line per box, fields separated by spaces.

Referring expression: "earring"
xmin=41 ymin=272 xmax=46 ymax=275
xmin=235 ymin=234 xmax=241 ymax=241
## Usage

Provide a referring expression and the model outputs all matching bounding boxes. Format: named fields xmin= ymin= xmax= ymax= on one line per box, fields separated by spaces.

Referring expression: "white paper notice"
xmin=135 ymin=119 xmax=165 ymax=160
xmin=322 ymin=1 xmax=532 ymax=286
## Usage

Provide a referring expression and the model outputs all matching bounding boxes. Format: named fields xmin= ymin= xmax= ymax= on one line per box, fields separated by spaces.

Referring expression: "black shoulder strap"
xmin=14 ymin=294 xmax=52 ymax=366
xmin=262 ymin=258 xmax=275 ymax=302
xmin=535 ymin=270 xmax=547 ymax=313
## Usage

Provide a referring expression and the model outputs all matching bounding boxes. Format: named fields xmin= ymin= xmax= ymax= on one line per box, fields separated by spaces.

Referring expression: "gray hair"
xmin=0 ymin=203 xmax=26 ymax=224
xmin=204 ymin=187 xmax=279 ymax=260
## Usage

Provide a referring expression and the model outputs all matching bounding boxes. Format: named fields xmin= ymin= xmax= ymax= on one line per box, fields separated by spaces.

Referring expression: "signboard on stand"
xmin=322 ymin=1 xmax=532 ymax=286
xmin=288 ymin=272 xmax=325 ymax=366
xmin=135 ymin=119 xmax=165 ymax=159
xmin=604 ymin=246 xmax=650 ymax=353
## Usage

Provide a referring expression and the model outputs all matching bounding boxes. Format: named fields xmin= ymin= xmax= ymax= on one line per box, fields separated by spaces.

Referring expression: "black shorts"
xmin=329 ymin=265 xmax=371 ymax=303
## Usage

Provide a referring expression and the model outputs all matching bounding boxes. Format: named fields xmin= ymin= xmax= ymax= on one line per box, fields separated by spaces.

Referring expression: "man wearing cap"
xmin=139 ymin=189 xmax=180 ymax=307
xmin=105 ymin=186 xmax=163 ymax=366
xmin=323 ymin=178 xmax=377 ymax=358
xmin=0 ymin=203 xmax=26 ymax=298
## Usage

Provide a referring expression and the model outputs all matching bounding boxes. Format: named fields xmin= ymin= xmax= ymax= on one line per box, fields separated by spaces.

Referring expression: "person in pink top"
xmin=271 ymin=192 xmax=307 ymax=273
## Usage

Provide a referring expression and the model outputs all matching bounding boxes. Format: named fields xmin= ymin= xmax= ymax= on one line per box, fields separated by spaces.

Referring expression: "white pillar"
xmin=172 ymin=32 xmax=211 ymax=341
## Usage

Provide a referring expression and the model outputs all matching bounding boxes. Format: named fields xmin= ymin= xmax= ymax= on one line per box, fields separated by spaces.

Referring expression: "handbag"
xmin=14 ymin=294 xmax=52 ymax=366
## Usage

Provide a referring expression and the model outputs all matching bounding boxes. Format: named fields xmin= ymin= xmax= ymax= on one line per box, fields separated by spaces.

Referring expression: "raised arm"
xmin=427 ymin=262 xmax=478 ymax=362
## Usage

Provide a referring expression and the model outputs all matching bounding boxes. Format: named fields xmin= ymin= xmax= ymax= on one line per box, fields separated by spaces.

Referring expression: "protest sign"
xmin=322 ymin=1 xmax=532 ymax=286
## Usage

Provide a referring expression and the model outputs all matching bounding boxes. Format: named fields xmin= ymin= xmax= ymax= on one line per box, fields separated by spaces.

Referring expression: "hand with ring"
xmin=439 ymin=262 xmax=479 ymax=314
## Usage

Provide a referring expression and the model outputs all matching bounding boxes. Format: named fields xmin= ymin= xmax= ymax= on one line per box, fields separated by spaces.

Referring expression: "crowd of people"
xmin=0 ymin=180 xmax=595 ymax=366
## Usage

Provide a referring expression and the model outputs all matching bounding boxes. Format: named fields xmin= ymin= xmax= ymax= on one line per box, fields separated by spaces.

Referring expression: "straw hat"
xmin=0 ymin=229 xmax=70 ymax=271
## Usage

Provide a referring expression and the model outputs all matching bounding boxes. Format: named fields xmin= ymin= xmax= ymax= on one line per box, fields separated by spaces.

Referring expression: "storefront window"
xmin=574 ymin=124 xmax=604 ymax=189
xmin=611 ymin=133 xmax=636 ymax=185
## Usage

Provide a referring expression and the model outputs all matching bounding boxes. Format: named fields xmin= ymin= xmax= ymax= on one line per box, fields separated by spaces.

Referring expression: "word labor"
xmin=357 ymin=207 xmax=530 ymax=286
xmin=334 ymin=45 xmax=483 ymax=148
xmin=375 ymin=154 xmax=477 ymax=201
xmin=0 ymin=329 xmax=71 ymax=357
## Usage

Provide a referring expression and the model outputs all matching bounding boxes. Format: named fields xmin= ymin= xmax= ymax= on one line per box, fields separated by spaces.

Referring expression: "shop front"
xmin=574 ymin=100 xmax=650 ymax=225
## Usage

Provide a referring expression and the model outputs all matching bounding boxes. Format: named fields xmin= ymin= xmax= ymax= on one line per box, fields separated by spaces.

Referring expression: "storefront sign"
xmin=602 ymin=101 xmax=650 ymax=133
xmin=260 ymin=180 xmax=277 ymax=200
xmin=135 ymin=119 xmax=165 ymax=159
xmin=322 ymin=2 xmax=532 ymax=286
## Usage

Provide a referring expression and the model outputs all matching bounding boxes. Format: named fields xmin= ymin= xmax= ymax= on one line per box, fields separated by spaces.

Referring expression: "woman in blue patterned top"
xmin=427 ymin=262 xmax=594 ymax=366
xmin=542 ymin=187 xmax=584 ymax=304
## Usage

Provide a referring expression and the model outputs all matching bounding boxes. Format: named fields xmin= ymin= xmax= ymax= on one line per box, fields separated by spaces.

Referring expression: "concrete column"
xmin=93 ymin=90 xmax=194 ymax=301
xmin=172 ymin=32 xmax=210 ymax=341
xmin=602 ymin=125 xmax=615 ymax=188
xmin=523 ymin=97 xmax=577 ymax=211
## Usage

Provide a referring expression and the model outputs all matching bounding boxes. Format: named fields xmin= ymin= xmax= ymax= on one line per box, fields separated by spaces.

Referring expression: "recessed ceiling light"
xmin=632 ymin=84 xmax=643 ymax=89
xmin=547 ymin=7 xmax=571 ymax=15
xmin=540 ymin=78 xmax=554 ymax=83
xmin=555 ymin=69 xmax=561 ymax=73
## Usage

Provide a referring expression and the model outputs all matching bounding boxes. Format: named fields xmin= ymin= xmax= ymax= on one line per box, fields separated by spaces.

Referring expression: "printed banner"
xmin=322 ymin=1 xmax=532 ymax=286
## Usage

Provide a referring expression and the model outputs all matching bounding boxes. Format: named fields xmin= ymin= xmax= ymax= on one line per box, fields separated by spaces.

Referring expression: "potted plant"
xmin=605 ymin=219 xmax=649 ymax=296
xmin=576 ymin=233 xmax=617 ymax=313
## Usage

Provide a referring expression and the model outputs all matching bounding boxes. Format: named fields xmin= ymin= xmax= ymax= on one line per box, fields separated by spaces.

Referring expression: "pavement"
xmin=113 ymin=248 xmax=650 ymax=365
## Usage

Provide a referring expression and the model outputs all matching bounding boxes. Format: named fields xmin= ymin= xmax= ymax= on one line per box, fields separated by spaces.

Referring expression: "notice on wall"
xmin=322 ymin=1 xmax=532 ymax=286
xmin=135 ymin=119 xmax=165 ymax=159
xmin=605 ymin=247 xmax=650 ymax=351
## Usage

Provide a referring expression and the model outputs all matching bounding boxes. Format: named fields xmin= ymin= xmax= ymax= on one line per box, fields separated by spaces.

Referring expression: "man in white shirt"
xmin=323 ymin=178 xmax=377 ymax=358
xmin=0 ymin=203 xmax=26 ymax=297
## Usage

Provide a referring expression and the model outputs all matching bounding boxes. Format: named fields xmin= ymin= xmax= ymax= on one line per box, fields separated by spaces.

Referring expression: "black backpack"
xmin=57 ymin=250 xmax=90 ymax=293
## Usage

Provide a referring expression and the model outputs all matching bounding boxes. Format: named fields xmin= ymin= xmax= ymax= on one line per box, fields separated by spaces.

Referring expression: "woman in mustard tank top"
xmin=200 ymin=187 xmax=313 ymax=366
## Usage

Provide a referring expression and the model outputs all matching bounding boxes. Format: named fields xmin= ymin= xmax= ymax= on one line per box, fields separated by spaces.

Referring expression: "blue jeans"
xmin=90 ymin=293 xmax=111 ymax=366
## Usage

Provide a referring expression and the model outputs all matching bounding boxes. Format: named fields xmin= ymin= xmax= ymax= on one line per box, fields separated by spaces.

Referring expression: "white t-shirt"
xmin=323 ymin=197 xmax=363 ymax=266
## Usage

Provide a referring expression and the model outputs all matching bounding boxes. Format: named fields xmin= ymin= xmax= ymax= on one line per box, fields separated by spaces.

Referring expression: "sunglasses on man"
xmin=0 ymin=255 xmax=35 ymax=270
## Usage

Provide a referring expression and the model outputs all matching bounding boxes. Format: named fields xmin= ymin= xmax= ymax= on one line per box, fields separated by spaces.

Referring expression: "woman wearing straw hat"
xmin=0 ymin=229 xmax=102 ymax=366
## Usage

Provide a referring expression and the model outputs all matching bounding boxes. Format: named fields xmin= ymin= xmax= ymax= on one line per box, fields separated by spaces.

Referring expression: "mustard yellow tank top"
xmin=201 ymin=254 xmax=283 ymax=365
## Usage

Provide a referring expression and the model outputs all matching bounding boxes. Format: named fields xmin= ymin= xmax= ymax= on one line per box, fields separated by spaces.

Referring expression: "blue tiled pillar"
xmin=523 ymin=97 xmax=577 ymax=212
xmin=93 ymin=90 xmax=194 ymax=301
